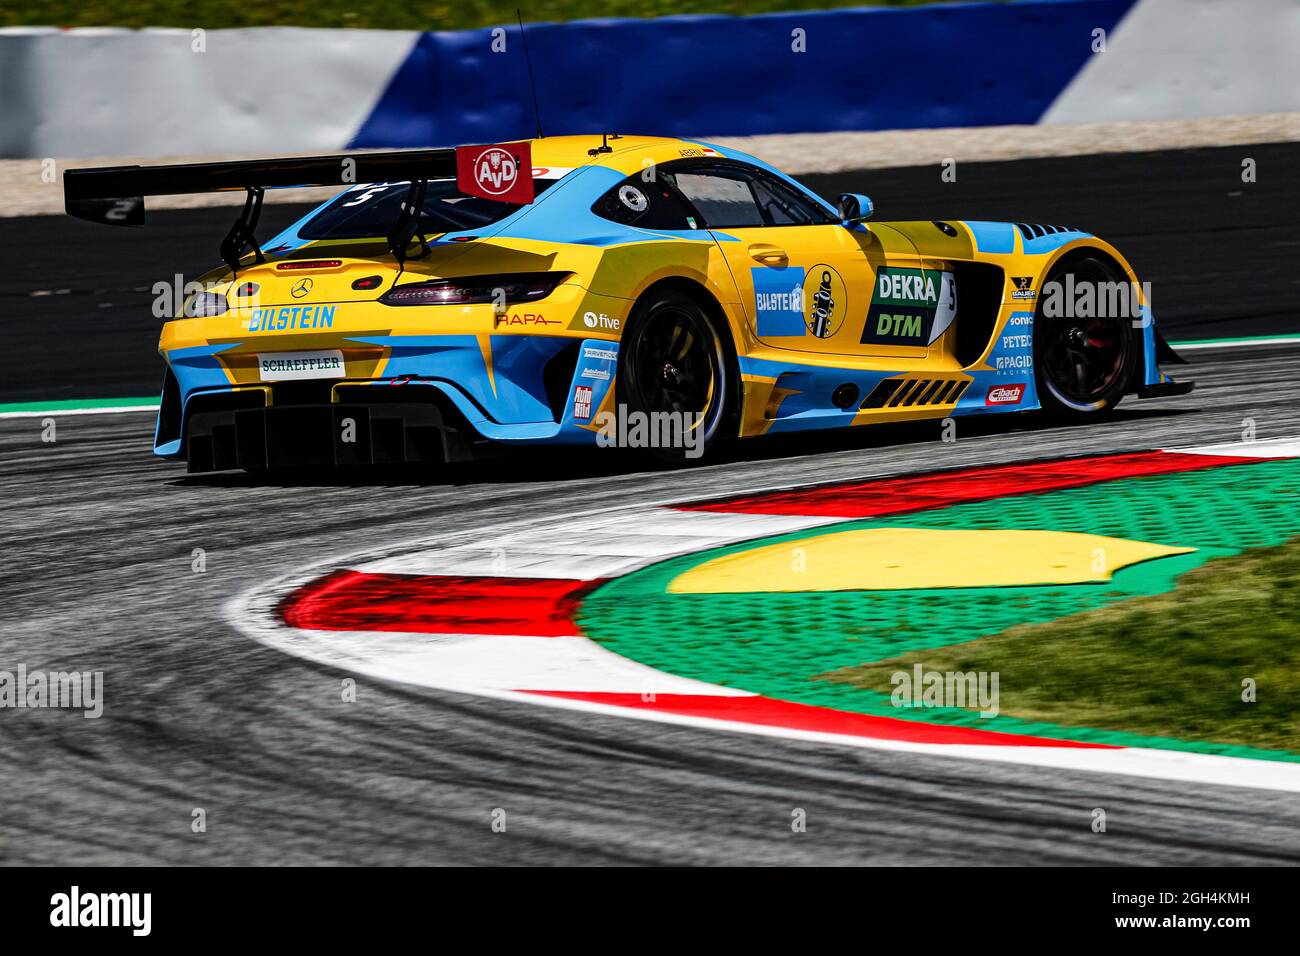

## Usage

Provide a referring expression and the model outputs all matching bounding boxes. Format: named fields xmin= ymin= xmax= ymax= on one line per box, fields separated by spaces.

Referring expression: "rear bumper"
xmin=156 ymin=332 xmax=622 ymax=470
xmin=185 ymin=400 xmax=476 ymax=473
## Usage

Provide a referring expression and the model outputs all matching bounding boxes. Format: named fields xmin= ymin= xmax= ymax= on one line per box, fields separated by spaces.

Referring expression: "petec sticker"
xmin=988 ymin=311 xmax=1037 ymax=377
xmin=861 ymin=267 xmax=956 ymax=347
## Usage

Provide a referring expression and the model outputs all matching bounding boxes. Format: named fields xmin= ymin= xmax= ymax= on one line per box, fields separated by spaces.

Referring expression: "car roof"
xmin=526 ymin=134 xmax=734 ymax=176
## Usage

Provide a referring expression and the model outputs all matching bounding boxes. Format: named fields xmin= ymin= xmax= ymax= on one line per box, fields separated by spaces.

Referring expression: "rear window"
xmin=590 ymin=177 xmax=701 ymax=231
xmin=298 ymin=177 xmax=559 ymax=240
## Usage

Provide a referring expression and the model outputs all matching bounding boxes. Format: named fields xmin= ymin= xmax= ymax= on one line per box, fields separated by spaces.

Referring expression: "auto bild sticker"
xmin=573 ymin=385 xmax=593 ymax=420
xmin=804 ymin=264 xmax=846 ymax=339
xmin=861 ymin=266 xmax=956 ymax=347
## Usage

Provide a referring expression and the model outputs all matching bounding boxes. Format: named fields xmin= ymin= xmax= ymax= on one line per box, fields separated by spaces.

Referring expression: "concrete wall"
xmin=1 ymin=0 xmax=1295 ymax=160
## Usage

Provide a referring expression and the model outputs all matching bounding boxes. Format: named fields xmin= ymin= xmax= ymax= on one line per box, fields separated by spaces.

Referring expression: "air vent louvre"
xmin=861 ymin=378 xmax=968 ymax=410
xmin=1015 ymin=222 xmax=1078 ymax=241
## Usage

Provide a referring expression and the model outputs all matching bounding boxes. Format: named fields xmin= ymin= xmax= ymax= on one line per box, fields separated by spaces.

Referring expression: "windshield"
xmin=298 ymin=177 xmax=560 ymax=240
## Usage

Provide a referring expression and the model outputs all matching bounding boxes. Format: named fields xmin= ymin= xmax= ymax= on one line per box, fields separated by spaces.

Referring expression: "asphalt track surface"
xmin=2 ymin=141 xmax=1297 ymax=403
xmin=3 ymin=146 xmax=1300 ymax=866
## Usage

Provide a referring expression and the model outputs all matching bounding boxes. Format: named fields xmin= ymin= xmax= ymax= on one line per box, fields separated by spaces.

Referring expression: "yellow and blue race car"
xmin=64 ymin=134 xmax=1191 ymax=470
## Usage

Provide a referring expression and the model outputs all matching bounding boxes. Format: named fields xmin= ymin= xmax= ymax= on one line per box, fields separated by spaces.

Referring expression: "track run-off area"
xmin=4 ymin=342 xmax=1300 ymax=865
xmin=234 ymin=433 xmax=1300 ymax=793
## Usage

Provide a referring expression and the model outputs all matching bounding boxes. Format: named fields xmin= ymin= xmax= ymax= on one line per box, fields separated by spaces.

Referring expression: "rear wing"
xmin=63 ymin=149 xmax=458 ymax=269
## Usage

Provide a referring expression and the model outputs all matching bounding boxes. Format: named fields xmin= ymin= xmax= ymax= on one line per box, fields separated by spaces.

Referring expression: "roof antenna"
xmin=516 ymin=10 xmax=544 ymax=139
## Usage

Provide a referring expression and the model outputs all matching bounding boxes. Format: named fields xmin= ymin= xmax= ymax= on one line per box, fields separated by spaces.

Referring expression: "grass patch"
xmin=6 ymin=0 xmax=955 ymax=32
xmin=822 ymin=538 xmax=1300 ymax=754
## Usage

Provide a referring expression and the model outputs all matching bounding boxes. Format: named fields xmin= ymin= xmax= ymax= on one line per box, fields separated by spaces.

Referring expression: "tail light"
xmin=379 ymin=272 xmax=571 ymax=307
xmin=275 ymin=259 xmax=343 ymax=271
xmin=183 ymin=290 xmax=228 ymax=317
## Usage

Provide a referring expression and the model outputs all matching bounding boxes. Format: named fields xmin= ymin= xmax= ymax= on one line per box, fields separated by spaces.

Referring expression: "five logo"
xmin=577 ymin=311 xmax=621 ymax=331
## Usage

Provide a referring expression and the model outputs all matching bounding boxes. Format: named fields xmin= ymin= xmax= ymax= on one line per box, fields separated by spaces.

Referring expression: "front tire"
xmin=617 ymin=288 xmax=737 ymax=463
xmin=1033 ymin=254 xmax=1138 ymax=421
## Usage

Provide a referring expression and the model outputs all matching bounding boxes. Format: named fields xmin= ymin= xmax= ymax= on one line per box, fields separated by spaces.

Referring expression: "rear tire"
xmin=1033 ymin=254 xmax=1138 ymax=421
xmin=617 ymin=288 xmax=738 ymax=463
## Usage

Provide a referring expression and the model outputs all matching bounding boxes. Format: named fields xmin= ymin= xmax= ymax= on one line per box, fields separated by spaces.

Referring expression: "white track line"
xmin=0 ymin=405 xmax=157 ymax=419
xmin=361 ymin=509 xmax=838 ymax=578
xmin=1170 ymin=336 xmax=1300 ymax=350
xmin=1170 ymin=436 xmax=1300 ymax=458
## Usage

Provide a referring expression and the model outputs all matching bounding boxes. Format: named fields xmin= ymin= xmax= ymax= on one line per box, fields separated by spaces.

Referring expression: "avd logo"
xmin=471 ymin=146 xmax=519 ymax=197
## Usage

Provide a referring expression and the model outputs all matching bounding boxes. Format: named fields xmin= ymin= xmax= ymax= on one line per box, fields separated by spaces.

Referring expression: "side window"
xmin=591 ymin=162 xmax=835 ymax=231
xmin=751 ymin=175 xmax=830 ymax=226
xmin=670 ymin=170 xmax=764 ymax=228
xmin=591 ymin=176 xmax=698 ymax=230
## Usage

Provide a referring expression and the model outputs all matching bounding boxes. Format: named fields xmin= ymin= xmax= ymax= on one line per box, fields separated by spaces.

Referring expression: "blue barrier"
xmin=350 ymin=0 xmax=1135 ymax=150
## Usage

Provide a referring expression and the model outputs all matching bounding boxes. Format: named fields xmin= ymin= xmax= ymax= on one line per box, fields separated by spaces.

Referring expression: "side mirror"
xmin=837 ymin=192 xmax=873 ymax=223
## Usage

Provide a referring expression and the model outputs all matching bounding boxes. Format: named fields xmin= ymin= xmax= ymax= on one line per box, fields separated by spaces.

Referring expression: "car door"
xmin=669 ymin=161 xmax=925 ymax=360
